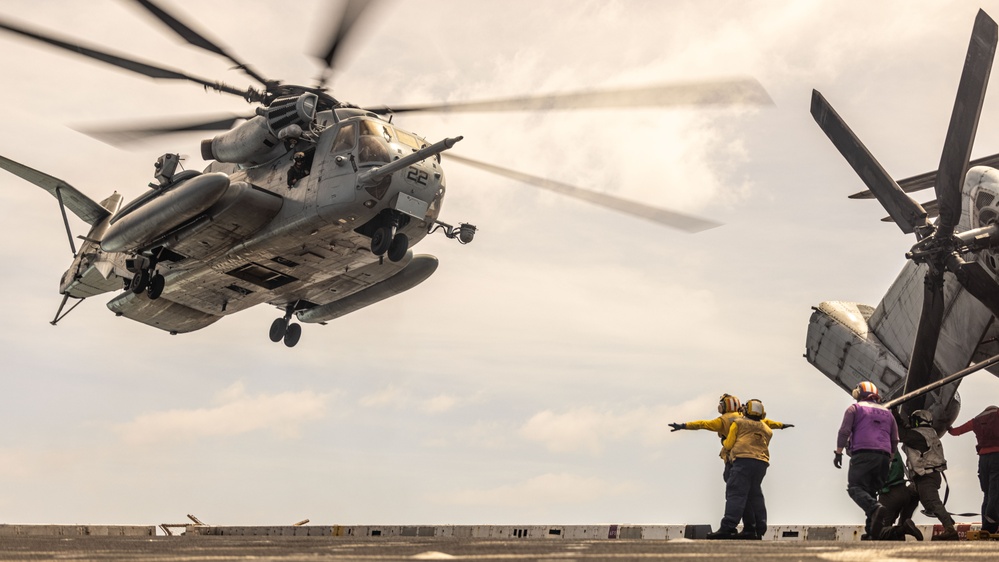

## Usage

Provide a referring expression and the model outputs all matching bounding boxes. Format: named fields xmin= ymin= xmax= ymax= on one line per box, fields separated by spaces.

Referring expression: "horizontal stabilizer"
xmin=0 ymin=154 xmax=110 ymax=225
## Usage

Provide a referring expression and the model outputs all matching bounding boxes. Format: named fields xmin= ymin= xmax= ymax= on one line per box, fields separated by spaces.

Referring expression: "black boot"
xmin=933 ymin=525 xmax=959 ymax=541
xmin=706 ymin=528 xmax=738 ymax=540
xmin=901 ymin=519 xmax=923 ymax=541
xmin=868 ymin=504 xmax=888 ymax=539
xmin=734 ymin=528 xmax=761 ymax=540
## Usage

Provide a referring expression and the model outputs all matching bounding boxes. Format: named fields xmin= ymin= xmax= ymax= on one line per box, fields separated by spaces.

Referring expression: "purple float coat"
xmin=837 ymin=401 xmax=898 ymax=455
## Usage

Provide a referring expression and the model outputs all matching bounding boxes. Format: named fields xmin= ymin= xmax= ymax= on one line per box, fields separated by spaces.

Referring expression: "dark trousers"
xmin=980 ymin=453 xmax=999 ymax=533
xmin=913 ymin=471 xmax=954 ymax=527
xmin=724 ymin=461 xmax=758 ymax=533
xmin=879 ymin=483 xmax=919 ymax=525
xmin=847 ymin=451 xmax=890 ymax=533
xmin=720 ymin=458 xmax=768 ymax=534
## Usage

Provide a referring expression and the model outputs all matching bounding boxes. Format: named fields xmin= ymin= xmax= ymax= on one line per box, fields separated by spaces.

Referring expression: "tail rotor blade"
xmin=810 ymin=90 xmax=928 ymax=234
xmin=934 ymin=9 xmax=998 ymax=238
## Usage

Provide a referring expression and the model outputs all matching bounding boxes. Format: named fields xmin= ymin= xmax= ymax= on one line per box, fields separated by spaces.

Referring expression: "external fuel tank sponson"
xmin=101 ymin=173 xmax=231 ymax=253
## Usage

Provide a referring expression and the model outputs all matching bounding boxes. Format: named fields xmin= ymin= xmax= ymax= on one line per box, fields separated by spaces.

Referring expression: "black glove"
xmin=781 ymin=424 xmax=794 ymax=429
xmin=668 ymin=422 xmax=685 ymax=432
xmin=833 ymin=451 xmax=843 ymax=469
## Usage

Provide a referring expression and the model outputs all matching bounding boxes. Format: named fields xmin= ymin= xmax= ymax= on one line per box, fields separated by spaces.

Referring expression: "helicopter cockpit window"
xmin=357 ymin=119 xmax=392 ymax=164
xmin=395 ymin=130 xmax=421 ymax=151
xmin=330 ymin=122 xmax=356 ymax=154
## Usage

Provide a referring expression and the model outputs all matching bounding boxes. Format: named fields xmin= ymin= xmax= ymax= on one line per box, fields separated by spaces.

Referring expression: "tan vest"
xmin=729 ymin=418 xmax=772 ymax=463
xmin=718 ymin=412 xmax=742 ymax=460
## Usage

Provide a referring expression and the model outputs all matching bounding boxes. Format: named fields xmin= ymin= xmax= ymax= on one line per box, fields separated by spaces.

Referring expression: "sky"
xmin=3 ymin=0 xmax=999 ymax=529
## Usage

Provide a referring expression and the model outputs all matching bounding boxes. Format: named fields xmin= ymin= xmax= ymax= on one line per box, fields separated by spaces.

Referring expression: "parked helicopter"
xmin=0 ymin=0 xmax=769 ymax=348
xmin=806 ymin=9 xmax=999 ymax=431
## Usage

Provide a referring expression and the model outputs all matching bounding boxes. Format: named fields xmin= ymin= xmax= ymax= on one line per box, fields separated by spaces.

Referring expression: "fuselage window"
xmin=358 ymin=119 xmax=392 ymax=164
xmin=360 ymin=119 xmax=394 ymax=143
xmin=331 ymin=122 xmax=357 ymax=153
xmin=396 ymin=129 xmax=421 ymax=151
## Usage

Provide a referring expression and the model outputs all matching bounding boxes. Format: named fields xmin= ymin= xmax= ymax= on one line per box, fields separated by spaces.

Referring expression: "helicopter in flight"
xmin=806 ymin=9 xmax=999 ymax=430
xmin=0 ymin=0 xmax=769 ymax=348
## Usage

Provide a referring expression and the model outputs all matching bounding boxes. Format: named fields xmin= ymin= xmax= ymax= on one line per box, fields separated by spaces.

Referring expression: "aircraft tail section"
xmin=0 ymin=154 xmax=110 ymax=225
xmin=805 ymin=301 xmax=908 ymax=398
xmin=60 ymin=193 xmax=127 ymax=299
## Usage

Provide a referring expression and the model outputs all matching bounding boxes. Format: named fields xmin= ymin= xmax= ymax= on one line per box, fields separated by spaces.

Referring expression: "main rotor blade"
xmin=132 ymin=0 xmax=270 ymax=87
xmin=0 ymin=17 xmax=256 ymax=101
xmin=903 ymin=267 xmax=947 ymax=413
xmin=366 ymin=79 xmax=773 ymax=114
xmin=317 ymin=0 xmax=377 ymax=85
xmin=881 ymin=199 xmax=939 ymax=223
xmin=76 ymin=114 xmax=251 ymax=145
xmin=850 ymin=152 xmax=999 ymax=199
xmin=446 ymin=153 xmax=721 ymax=233
xmin=810 ymin=89 xmax=927 ymax=234
xmin=934 ymin=9 xmax=998 ymax=238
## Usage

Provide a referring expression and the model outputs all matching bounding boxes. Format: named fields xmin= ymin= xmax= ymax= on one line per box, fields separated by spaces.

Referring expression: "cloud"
xmin=519 ymin=395 xmax=713 ymax=454
xmin=114 ymin=382 xmax=331 ymax=445
xmin=420 ymin=394 xmax=458 ymax=414
xmin=359 ymin=385 xmax=462 ymax=415
xmin=442 ymin=472 xmax=635 ymax=507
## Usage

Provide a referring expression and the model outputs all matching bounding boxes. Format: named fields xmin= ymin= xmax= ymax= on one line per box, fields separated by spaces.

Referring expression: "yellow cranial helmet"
xmin=744 ymin=399 xmax=766 ymax=419
xmin=718 ymin=394 xmax=741 ymax=414
xmin=852 ymin=381 xmax=880 ymax=402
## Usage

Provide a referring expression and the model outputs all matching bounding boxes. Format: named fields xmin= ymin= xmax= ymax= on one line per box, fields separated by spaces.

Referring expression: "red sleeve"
xmin=948 ymin=419 xmax=974 ymax=436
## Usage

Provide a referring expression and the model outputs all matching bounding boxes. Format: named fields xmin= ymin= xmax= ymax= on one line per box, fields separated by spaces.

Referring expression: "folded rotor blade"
xmin=445 ymin=153 xmax=721 ymax=233
xmin=132 ymin=0 xmax=270 ymax=86
xmin=0 ymin=17 xmax=254 ymax=100
xmin=850 ymin=152 xmax=999 ymax=199
xmin=366 ymin=79 xmax=773 ymax=114
xmin=881 ymin=199 xmax=939 ymax=222
xmin=933 ymin=9 xmax=998 ymax=238
xmin=810 ymin=89 xmax=927 ymax=234
xmin=76 ymin=114 xmax=251 ymax=145
xmin=903 ymin=268 xmax=947 ymax=414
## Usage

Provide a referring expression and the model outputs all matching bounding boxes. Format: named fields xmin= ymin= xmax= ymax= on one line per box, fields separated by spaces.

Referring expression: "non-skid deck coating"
xmin=3 ymin=535 xmax=999 ymax=561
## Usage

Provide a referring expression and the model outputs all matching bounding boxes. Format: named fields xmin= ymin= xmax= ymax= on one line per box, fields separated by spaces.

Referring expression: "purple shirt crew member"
xmin=835 ymin=381 xmax=899 ymax=539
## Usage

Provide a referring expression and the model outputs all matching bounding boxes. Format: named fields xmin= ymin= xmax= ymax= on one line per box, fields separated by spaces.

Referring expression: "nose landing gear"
xmin=368 ymin=212 xmax=410 ymax=262
xmin=269 ymin=305 xmax=302 ymax=347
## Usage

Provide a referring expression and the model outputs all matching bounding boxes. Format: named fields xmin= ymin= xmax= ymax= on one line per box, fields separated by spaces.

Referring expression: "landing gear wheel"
xmin=283 ymin=323 xmax=302 ymax=347
xmin=146 ymin=273 xmax=165 ymax=300
xmin=269 ymin=317 xmax=288 ymax=342
xmin=370 ymin=225 xmax=393 ymax=256
xmin=130 ymin=270 xmax=150 ymax=294
xmin=387 ymin=233 xmax=409 ymax=262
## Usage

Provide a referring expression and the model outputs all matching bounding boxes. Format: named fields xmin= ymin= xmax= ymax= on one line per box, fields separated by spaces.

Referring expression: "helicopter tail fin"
xmin=0 ymin=154 xmax=110 ymax=226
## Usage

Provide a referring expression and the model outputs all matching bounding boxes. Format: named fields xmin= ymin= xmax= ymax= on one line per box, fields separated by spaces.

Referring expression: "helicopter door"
xmin=317 ymin=121 xmax=358 ymax=211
